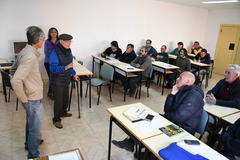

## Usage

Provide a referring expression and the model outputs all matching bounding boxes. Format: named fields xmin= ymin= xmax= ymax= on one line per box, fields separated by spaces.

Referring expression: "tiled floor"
xmin=0 ymin=73 xmax=223 ymax=160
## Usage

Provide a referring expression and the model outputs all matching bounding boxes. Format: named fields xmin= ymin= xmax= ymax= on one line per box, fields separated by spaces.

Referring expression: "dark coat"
xmin=164 ymin=85 xmax=204 ymax=135
xmin=207 ymin=79 xmax=240 ymax=109
xmin=219 ymin=118 xmax=240 ymax=157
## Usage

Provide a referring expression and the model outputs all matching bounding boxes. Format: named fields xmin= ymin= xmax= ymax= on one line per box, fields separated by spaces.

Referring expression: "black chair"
xmin=0 ymin=70 xmax=19 ymax=110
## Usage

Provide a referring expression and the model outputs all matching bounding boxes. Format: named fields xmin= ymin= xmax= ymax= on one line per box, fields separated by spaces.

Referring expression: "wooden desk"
xmin=92 ymin=55 xmax=144 ymax=101
xmin=222 ymin=112 xmax=240 ymax=124
xmin=142 ymin=133 xmax=228 ymax=160
xmin=107 ymin=103 xmax=172 ymax=160
xmin=33 ymin=148 xmax=84 ymax=160
xmin=68 ymin=60 xmax=93 ymax=117
xmin=152 ymin=61 xmax=179 ymax=95
xmin=204 ymin=104 xmax=240 ymax=118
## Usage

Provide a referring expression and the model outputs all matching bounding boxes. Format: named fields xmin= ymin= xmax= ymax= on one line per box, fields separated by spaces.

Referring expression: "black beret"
xmin=59 ymin=34 xmax=73 ymax=40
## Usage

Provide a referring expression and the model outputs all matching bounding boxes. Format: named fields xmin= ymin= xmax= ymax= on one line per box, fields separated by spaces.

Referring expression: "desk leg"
xmin=89 ymin=78 xmax=91 ymax=108
xmin=76 ymin=81 xmax=80 ymax=118
xmin=80 ymin=79 xmax=83 ymax=98
xmin=161 ymin=73 xmax=165 ymax=95
xmin=68 ymin=81 xmax=74 ymax=111
xmin=108 ymin=116 xmax=113 ymax=160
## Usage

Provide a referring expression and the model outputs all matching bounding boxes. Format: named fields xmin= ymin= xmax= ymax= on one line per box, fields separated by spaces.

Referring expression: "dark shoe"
xmin=53 ymin=122 xmax=63 ymax=129
xmin=112 ymin=138 xmax=134 ymax=152
xmin=25 ymin=139 xmax=44 ymax=150
xmin=129 ymin=89 xmax=136 ymax=97
xmin=61 ymin=113 xmax=72 ymax=117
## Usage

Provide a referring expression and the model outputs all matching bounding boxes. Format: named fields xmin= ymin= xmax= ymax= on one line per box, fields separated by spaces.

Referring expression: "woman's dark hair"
xmin=179 ymin=48 xmax=188 ymax=57
xmin=111 ymin=41 xmax=119 ymax=48
xmin=127 ymin=43 xmax=134 ymax=49
xmin=47 ymin=27 xmax=59 ymax=41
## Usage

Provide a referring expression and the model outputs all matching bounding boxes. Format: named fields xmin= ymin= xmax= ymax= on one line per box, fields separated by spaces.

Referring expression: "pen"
xmin=132 ymin=119 xmax=143 ymax=123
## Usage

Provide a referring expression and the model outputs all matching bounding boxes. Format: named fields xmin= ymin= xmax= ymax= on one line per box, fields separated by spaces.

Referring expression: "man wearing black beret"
xmin=49 ymin=33 xmax=79 ymax=129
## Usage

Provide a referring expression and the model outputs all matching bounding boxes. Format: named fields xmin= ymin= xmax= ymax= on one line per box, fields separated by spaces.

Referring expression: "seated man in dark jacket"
xmin=219 ymin=118 xmax=240 ymax=160
xmin=164 ymin=71 xmax=204 ymax=135
xmin=206 ymin=64 xmax=240 ymax=109
xmin=114 ymin=44 xmax=137 ymax=84
xmin=152 ymin=45 xmax=169 ymax=63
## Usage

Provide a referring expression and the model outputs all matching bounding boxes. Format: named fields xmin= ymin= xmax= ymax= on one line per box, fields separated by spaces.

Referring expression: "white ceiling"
xmin=157 ymin=0 xmax=240 ymax=10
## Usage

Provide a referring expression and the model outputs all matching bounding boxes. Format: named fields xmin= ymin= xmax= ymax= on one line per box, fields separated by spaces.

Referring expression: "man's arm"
xmin=11 ymin=56 xmax=35 ymax=102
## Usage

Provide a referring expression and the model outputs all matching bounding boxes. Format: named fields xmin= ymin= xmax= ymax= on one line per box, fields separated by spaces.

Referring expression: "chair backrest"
xmin=100 ymin=64 xmax=114 ymax=81
xmin=0 ymin=70 xmax=11 ymax=87
xmin=196 ymin=110 xmax=209 ymax=135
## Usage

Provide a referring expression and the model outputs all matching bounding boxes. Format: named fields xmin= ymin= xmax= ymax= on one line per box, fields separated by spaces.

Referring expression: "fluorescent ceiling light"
xmin=202 ymin=0 xmax=240 ymax=4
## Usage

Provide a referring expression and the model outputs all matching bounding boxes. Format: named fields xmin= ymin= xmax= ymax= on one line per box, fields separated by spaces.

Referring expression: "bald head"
xmin=176 ymin=72 xmax=195 ymax=88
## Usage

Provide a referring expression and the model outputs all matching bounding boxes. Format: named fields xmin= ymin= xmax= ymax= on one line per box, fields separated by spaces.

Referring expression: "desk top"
xmin=33 ymin=148 xmax=84 ymax=160
xmin=107 ymin=103 xmax=172 ymax=141
xmin=73 ymin=60 xmax=93 ymax=76
xmin=93 ymin=55 xmax=144 ymax=73
xmin=222 ymin=112 xmax=240 ymax=124
xmin=142 ymin=133 xmax=228 ymax=160
xmin=152 ymin=61 xmax=179 ymax=70
xmin=204 ymin=104 xmax=240 ymax=118
xmin=0 ymin=59 xmax=12 ymax=70
xmin=190 ymin=60 xmax=212 ymax=67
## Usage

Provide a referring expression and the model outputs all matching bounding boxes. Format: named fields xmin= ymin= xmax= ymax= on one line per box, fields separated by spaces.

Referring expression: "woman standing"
xmin=44 ymin=27 xmax=59 ymax=99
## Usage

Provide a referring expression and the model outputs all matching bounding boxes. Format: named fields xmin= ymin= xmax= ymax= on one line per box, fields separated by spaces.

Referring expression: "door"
xmin=214 ymin=24 xmax=240 ymax=75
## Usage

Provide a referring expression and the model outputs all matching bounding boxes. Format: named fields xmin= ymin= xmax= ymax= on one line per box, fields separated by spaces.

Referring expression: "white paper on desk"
xmin=134 ymin=118 xmax=168 ymax=134
xmin=177 ymin=141 xmax=228 ymax=160
xmin=49 ymin=150 xmax=81 ymax=160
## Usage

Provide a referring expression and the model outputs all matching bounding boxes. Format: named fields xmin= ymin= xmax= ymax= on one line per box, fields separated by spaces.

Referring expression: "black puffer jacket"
xmin=164 ymin=85 xmax=204 ymax=135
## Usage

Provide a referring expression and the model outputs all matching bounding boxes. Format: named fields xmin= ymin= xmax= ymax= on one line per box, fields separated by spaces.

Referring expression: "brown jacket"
xmin=11 ymin=44 xmax=43 ymax=102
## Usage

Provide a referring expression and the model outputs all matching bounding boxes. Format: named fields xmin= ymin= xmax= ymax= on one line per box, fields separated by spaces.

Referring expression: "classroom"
xmin=0 ymin=0 xmax=240 ymax=160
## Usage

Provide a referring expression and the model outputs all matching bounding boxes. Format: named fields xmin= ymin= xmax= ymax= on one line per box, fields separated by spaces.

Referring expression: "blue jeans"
xmin=22 ymin=100 xmax=43 ymax=159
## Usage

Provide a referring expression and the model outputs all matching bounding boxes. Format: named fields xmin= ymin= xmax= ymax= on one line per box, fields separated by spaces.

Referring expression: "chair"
xmin=0 ymin=70 xmax=19 ymax=110
xmin=135 ymin=68 xmax=153 ymax=98
xmin=195 ymin=110 xmax=209 ymax=140
xmin=85 ymin=64 xmax=114 ymax=105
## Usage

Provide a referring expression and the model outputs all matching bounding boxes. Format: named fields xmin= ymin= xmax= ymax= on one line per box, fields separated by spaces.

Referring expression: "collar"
xmin=27 ymin=44 xmax=41 ymax=57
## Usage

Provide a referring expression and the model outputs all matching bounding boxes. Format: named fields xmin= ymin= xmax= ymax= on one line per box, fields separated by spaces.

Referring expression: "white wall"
xmin=205 ymin=9 xmax=240 ymax=56
xmin=0 ymin=0 xmax=208 ymax=71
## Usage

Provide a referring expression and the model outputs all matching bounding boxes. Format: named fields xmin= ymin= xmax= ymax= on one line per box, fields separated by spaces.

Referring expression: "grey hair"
xmin=228 ymin=64 xmax=240 ymax=75
xmin=26 ymin=26 xmax=45 ymax=45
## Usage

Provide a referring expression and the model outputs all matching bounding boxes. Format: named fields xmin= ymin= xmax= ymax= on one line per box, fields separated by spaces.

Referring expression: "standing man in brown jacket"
xmin=11 ymin=26 xmax=45 ymax=159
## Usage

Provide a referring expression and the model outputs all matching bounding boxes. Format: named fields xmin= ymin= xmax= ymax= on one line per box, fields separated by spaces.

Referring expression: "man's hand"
xmin=171 ymin=85 xmax=179 ymax=95
xmin=65 ymin=63 xmax=73 ymax=70
xmin=22 ymin=100 xmax=28 ymax=103
xmin=205 ymin=93 xmax=216 ymax=105
xmin=135 ymin=64 xmax=140 ymax=68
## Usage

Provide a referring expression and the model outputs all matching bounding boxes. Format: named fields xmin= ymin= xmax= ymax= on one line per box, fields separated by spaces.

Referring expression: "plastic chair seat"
xmin=88 ymin=78 xmax=109 ymax=86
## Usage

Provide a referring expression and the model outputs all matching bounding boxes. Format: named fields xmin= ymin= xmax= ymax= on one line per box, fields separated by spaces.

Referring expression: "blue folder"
xmin=158 ymin=143 xmax=208 ymax=160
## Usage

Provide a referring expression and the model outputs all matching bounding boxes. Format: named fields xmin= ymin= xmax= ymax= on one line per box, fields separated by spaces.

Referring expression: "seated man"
xmin=100 ymin=41 xmax=122 ymax=59
xmin=119 ymin=43 xmax=136 ymax=64
xmin=152 ymin=45 xmax=169 ymax=63
xmin=112 ymin=72 xmax=204 ymax=152
xmin=164 ymin=72 xmax=204 ymax=135
xmin=219 ymin=118 xmax=240 ymax=160
xmin=168 ymin=41 xmax=184 ymax=56
xmin=143 ymin=39 xmax=157 ymax=57
xmin=166 ymin=48 xmax=191 ymax=88
xmin=206 ymin=64 xmax=240 ymax=109
xmin=124 ymin=47 xmax=152 ymax=97
xmin=192 ymin=48 xmax=211 ymax=82
xmin=188 ymin=41 xmax=202 ymax=55
xmin=114 ymin=44 xmax=137 ymax=83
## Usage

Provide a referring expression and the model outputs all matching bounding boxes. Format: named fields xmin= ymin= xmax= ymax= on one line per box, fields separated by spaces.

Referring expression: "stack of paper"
xmin=49 ymin=150 xmax=82 ymax=160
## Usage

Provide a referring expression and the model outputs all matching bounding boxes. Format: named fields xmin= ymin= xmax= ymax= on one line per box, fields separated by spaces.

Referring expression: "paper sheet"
xmin=134 ymin=118 xmax=168 ymax=134
xmin=49 ymin=150 xmax=81 ymax=160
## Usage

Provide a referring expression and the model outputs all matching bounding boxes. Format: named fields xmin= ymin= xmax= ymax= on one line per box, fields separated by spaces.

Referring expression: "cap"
xmin=59 ymin=34 xmax=73 ymax=40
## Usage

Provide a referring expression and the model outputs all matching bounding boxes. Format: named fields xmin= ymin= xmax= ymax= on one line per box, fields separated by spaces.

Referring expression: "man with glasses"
xmin=11 ymin=26 xmax=45 ymax=159
xmin=144 ymin=39 xmax=157 ymax=57
xmin=152 ymin=45 xmax=169 ymax=63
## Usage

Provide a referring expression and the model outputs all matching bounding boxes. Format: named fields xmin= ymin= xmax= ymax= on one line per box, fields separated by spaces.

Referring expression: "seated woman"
xmin=101 ymin=41 xmax=122 ymax=59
